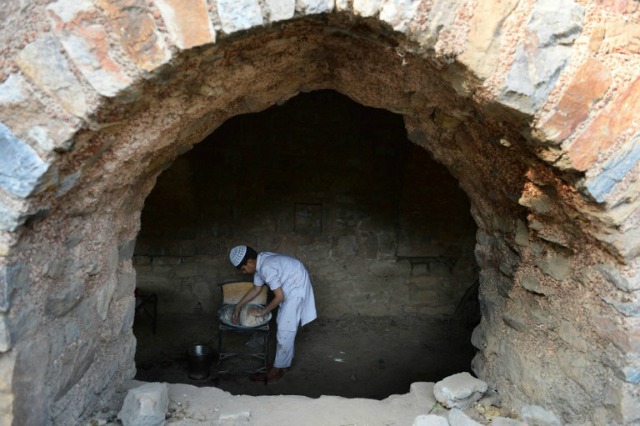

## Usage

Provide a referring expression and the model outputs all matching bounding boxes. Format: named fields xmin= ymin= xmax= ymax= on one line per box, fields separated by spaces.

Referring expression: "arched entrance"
xmin=0 ymin=2 xmax=638 ymax=424
xmin=132 ymin=89 xmax=480 ymax=398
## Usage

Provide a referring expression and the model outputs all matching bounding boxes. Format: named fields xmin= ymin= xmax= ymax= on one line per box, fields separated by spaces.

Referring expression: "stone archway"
xmin=0 ymin=1 xmax=638 ymax=425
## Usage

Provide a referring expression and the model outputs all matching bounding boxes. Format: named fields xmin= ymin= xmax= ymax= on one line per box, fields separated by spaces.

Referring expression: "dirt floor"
xmin=133 ymin=309 xmax=477 ymax=400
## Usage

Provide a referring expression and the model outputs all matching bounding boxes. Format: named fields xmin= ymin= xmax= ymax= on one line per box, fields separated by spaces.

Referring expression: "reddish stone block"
xmin=97 ymin=0 xmax=170 ymax=72
xmin=604 ymin=20 xmax=640 ymax=55
xmin=593 ymin=314 xmax=640 ymax=354
xmin=566 ymin=76 xmax=640 ymax=171
xmin=47 ymin=0 xmax=132 ymax=97
xmin=598 ymin=0 xmax=637 ymax=13
xmin=538 ymin=58 xmax=611 ymax=143
xmin=152 ymin=0 xmax=215 ymax=49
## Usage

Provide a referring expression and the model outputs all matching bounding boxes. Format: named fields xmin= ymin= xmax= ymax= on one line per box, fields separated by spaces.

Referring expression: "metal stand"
xmin=217 ymin=321 xmax=269 ymax=379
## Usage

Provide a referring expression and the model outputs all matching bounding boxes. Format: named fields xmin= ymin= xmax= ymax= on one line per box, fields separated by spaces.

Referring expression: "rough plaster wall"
xmin=0 ymin=1 xmax=638 ymax=425
xmin=133 ymin=91 xmax=478 ymax=318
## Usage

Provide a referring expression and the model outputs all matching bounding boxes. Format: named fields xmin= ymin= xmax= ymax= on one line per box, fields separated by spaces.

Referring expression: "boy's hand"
xmin=231 ymin=305 xmax=241 ymax=324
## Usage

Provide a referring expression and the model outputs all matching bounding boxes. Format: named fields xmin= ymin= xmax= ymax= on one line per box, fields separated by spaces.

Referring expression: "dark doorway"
xmin=132 ymin=90 xmax=479 ymax=398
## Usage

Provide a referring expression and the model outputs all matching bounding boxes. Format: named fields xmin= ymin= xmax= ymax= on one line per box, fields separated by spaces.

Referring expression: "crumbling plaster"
xmin=0 ymin=0 xmax=639 ymax=425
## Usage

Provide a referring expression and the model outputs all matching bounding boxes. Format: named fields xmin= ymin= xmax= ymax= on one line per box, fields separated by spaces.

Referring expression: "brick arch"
xmin=0 ymin=1 xmax=639 ymax=424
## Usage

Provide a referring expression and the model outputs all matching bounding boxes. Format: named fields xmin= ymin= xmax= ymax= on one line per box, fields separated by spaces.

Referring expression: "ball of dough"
xmin=239 ymin=305 xmax=264 ymax=327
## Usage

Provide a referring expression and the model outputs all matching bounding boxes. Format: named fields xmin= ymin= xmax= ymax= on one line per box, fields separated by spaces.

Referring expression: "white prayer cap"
xmin=229 ymin=245 xmax=247 ymax=267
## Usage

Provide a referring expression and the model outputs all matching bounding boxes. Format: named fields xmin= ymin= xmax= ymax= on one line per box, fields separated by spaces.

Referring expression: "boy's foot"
xmin=251 ymin=367 xmax=287 ymax=383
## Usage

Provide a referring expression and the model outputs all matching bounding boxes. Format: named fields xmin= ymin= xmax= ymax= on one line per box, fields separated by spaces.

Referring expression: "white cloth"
xmin=254 ymin=252 xmax=317 ymax=331
xmin=274 ymin=328 xmax=296 ymax=368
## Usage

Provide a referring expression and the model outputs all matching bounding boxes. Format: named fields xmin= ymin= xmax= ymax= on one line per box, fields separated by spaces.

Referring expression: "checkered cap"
xmin=229 ymin=245 xmax=247 ymax=267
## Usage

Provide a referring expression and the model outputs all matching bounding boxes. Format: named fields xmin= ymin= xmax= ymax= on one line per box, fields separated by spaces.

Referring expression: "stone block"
xmin=174 ymin=263 xmax=200 ymax=278
xmin=0 ymin=316 xmax=10 ymax=352
xmin=500 ymin=0 xmax=583 ymax=114
xmin=0 ymin=123 xmax=49 ymax=198
xmin=593 ymin=314 xmax=640 ymax=354
xmin=154 ymin=0 xmax=215 ymax=49
xmin=502 ymin=314 xmax=527 ymax=333
xmin=15 ymin=35 xmax=88 ymax=117
xmin=119 ymin=239 xmax=137 ymax=261
xmin=433 ymin=372 xmax=488 ymax=409
xmin=601 ymin=295 xmax=640 ymax=317
xmin=153 ymin=256 xmax=181 ymax=266
xmin=518 ymin=184 xmax=551 ymax=214
xmin=567 ymin=76 xmax=640 ymax=171
xmin=492 ymin=418 xmax=524 ymax=426
xmin=537 ymin=58 xmax=611 ymax=143
xmin=458 ymin=0 xmax=518 ymax=80
xmin=0 ymin=73 xmax=78 ymax=153
xmin=168 ymin=240 xmax=197 ymax=257
xmin=12 ymin=336 xmax=51 ymax=426
xmin=583 ymin=132 xmax=640 ymax=203
xmin=0 ymin=196 xmax=28 ymax=231
xmin=604 ymin=380 xmax=640 ymax=424
xmin=519 ymin=274 xmax=555 ymax=296
xmin=52 ymin=338 xmax=97 ymax=401
xmin=96 ymin=276 xmax=118 ymax=320
xmin=558 ymin=321 xmax=588 ymax=352
xmin=596 ymin=226 xmax=640 ymax=263
xmin=354 ymin=0 xmax=380 ymax=17
xmin=514 ymin=219 xmax=529 ymax=246
xmin=379 ymin=0 xmax=419 ymax=33
xmin=45 ymin=277 xmax=84 ymax=317
xmin=535 ymin=249 xmax=571 ymax=281
xmin=115 ymin=270 xmax=136 ymax=301
xmin=603 ymin=19 xmax=640 ymax=54
xmin=470 ymin=324 xmax=486 ymax=350
xmin=520 ymin=405 xmax=561 ymax=426
xmin=218 ymin=0 xmax=263 ymax=34
xmin=47 ymin=0 xmax=133 ymax=97
xmin=266 ymin=0 xmax=295 ymax=22
xmin=413 ymin=414 xmax=449 ymax=426
xmin=7 ymin=301 xmax=36 ymax=348
xmin=96 ymin=0 xmax=171 ymax=72
xmin=449 ymin=408 xmax=483 ymax=426
xmin=0 ymin=263 xmax=29 ymax=313
xmin=597 ymin=262 xmax=640 ymax=292
xmin=296 ymin=0 xmax=334 ymax=14
xmin=118 ymin=382 xmax=168 ymax=426
xmin=557 ymin=348 xmax=597 ymax=393
xmin=133 ymin=256 xmax=152 ymax=265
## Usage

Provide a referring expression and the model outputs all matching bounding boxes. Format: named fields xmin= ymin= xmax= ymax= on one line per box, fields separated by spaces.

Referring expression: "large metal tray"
xmin=218 ymin=304 xmax=272 ymax=329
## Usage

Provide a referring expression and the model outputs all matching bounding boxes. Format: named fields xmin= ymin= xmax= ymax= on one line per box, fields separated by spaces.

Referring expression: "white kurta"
xmin=254 ymin=252 xmax=317 ymax=331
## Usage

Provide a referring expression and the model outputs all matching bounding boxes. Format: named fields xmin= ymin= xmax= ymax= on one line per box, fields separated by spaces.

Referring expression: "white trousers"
xmin=273 ymin=328 xmax=297 ymax=369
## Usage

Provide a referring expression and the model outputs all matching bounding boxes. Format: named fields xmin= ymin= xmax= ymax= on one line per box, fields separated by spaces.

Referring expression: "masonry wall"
xmin=133 ymin=91 xmax=478 ymax=319
xmin=0 ymin=1 xmax=639 ymax=425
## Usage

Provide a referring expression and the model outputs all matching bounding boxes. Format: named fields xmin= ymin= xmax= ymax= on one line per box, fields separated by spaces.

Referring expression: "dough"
xmin=219 ymin=305 xmax=268 ymax=327
xmin=239 ymin=306 xmax=264 ymax=327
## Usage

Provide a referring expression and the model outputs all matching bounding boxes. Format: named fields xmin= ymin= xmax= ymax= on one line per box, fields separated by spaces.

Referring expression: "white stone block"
xmin=354 ymin=0 xmax=381 ymax=16
xmin=434 ymin=372 xmax=488 ymax=409
xmin=413 ymin=414 xmax=450 ymax=426
xmin=380 ymin=0 xmax=419 ymax=32
xmin=218 ymin=0 xmax=264 ymax=33
xmin=296 ymin=0 xmax=335 ymax=14
xmin=266 ymin=0 xmax=296 ymax=21
xmin=118 ymin=382 xmax=169 ymax=426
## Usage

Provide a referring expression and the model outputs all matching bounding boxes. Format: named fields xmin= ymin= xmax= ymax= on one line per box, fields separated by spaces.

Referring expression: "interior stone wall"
xmin=133 ymin=90 xmax=478 ymax=318
xmin=0 ymin=1 xmax=638 ymax=425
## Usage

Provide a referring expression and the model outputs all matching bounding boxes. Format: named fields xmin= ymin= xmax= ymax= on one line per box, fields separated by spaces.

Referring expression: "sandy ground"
xmin=126 ymin=380 xmax=441 ymax=425
xmin=131 ymin=312 xmax=476 ymax=400
xmin=87 ymin=311 xmax=481 ymax=425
